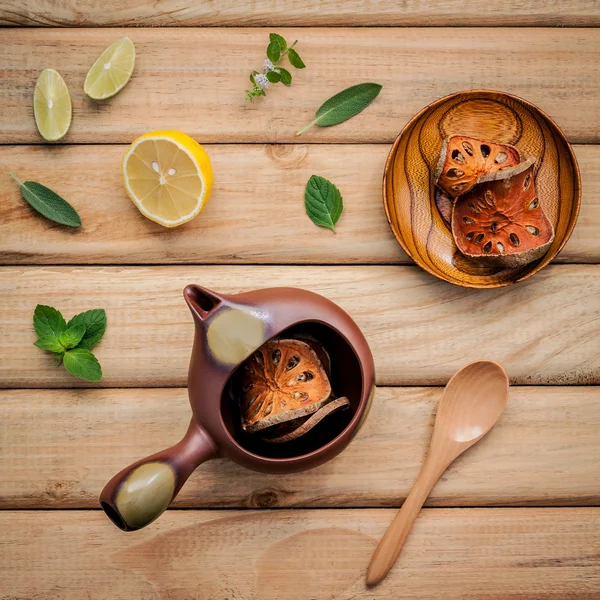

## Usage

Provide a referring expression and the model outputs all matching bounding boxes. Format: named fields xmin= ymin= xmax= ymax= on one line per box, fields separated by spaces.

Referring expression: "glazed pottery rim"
xmin=217 ymin=317 xmax=371 ymax=464
xmin=383 ymin=88 xmax=582 ymax=289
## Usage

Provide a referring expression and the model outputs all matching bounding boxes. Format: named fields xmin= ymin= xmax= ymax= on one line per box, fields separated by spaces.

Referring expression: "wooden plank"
xmin=1 ymin=386 xmax=598 ymax=509
xmin=1 ymin=28 xmax=599 ymax=144
xmin=2 ymin=0 xmax=599 ymax=27
xmin=1 ymin=509 xmax=598 ymax=598
xmin=0 ymin=265 xmax=597 ymax=388
xmin=1 ymin=144 xmax=597 ymax=265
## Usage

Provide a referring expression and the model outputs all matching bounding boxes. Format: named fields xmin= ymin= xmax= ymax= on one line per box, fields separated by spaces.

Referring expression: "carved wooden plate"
xmin=383 ymin=90 xmax=581 ymax=288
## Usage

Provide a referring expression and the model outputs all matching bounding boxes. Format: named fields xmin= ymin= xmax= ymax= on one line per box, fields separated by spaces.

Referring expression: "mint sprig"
xmin=33 ymin=304 xmax=106 ymax=382
xmin=245 ymin=33 xmax=306 ymax=101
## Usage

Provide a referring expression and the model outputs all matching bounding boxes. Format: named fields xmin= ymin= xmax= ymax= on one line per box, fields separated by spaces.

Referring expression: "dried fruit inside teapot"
xmin=434 ymin=135 xmax=525 ymax=198
xmin=452 ymin=164 xmax=555 ymax=268
xmin=238 ymin=338 xmax=349 ymax=443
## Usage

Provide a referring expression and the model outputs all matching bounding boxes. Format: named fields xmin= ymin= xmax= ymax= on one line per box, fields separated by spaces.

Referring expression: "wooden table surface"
xmin=1 ymin=2 xmax=599 ymax=599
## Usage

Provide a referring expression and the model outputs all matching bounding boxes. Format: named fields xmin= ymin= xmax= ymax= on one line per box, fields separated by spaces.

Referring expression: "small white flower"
xmin=263 ymin=59 xmax=281 ymax=74
xmin=255 ymin=73 xmax=269 ymax=90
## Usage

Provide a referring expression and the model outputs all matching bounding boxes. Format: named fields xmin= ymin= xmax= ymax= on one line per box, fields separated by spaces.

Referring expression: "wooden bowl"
xmin=383 ymin=90 xmax=581 ymax=288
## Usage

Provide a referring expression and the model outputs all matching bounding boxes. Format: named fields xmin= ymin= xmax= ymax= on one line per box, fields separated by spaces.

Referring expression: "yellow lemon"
xmin=84 ymin=37 xmax=135 ymax=100
xmin=34 ymin=68 xmax=72 ymax=142
xmin=122 ymin=130 xmax=213 ymax=228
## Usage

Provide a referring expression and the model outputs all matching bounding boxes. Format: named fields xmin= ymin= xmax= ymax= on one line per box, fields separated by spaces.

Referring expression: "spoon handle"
xmin=366 ymin=455 xmax=447 ymax=586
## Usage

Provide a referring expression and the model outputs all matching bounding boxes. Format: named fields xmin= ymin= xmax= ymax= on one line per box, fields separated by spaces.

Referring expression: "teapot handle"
xmin=99 ymin=419 xmax=218 ymax=531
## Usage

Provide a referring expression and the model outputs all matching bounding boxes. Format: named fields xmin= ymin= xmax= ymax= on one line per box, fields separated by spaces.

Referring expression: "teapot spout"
xmin=184 ymin=285 xmax=222 ymax=322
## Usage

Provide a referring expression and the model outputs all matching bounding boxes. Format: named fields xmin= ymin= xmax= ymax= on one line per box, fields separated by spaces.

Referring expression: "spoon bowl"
xmin=435 ymin=361 xmax=509 ymax=444
xmin=366 ymin=361 xmax=509 ymax=586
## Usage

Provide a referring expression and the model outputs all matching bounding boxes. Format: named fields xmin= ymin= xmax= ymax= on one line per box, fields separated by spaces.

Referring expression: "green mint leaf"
xmin=67 ymin=309 xmax=107 ymax=350
xmin=266 ymin=40 xmax=281 ymax=63
xmin=63 ymin=348 xmax=102 ymax=382
xmin=9 ymin=171 xmax=82 ymax=227
xmin=296 ymin=82 xmax=382 ymax=136
xmin=266 ymin=71 xmax=281 ymax=84
xmin=34 ymin=335 xmax=65 ymax=353
xmin=250 ymin=73 xmax=256 ymax=84
xmin=33 ymin=304 xmax=67 ymax=339
xmin=304 ymin=175 xmax=344 ymax=232
xmin=279 ymin=68 xmax=292 ymax=85
xmin=59 ymin=323 xmax=86 ymax=349
xmin=269 ymin=33 xmax=287 ymax=51
xmin=287 ymin=48 xmax=306 ymax=69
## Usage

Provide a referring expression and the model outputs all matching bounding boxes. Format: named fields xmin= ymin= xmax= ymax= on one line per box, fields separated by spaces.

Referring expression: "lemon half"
xmin=84 ymin=37 xmax=135 ymax=100
xmin=122 ymin=131 xmax=213 ymax=228
xmin=34 ymin=68 xmax=72 ymax=142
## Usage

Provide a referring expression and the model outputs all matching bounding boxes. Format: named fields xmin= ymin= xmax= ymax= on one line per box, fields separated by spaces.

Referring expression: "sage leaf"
xmin=296 ymin=82 xmax=382 ymax=136
xmin=305 ymin=175 xmax=343 ymax=232
xmin=266 ymin=71 xmax=281 ymax=84
xmin=287 ymin=48 xmax=306 ymax=69
xmin=279 ymin=68 xmax=292 ymax=85
xmin=266 ymin=40 xmax=281 ymax=63
xmin=59 ymin=323 xmax=86 ymax=349
xmin=67 ymin=309 xmax=107 ymax=350
xmin=33 ymin=304 xmax=66 ymax=339
xmin=269 ymin=33 xmax=287 ymax=51
xmin=8 ymin=171 xmax=82 ymax=227
xmin=63 ymin=348 xmax=102 ymax=382
xmin=34 ymin=335 xmax=65 ymax=353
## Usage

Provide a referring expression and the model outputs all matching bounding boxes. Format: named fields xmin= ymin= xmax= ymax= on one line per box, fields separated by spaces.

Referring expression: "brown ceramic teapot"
xmin=100 ymin=285 xmax=375 ymax=531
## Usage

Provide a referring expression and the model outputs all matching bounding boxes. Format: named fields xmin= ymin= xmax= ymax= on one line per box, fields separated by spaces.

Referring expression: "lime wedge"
xmin=33 ymin=68 xmax=72 ymax=142
xmin=84 ymin=37 xmax=135 ymax=100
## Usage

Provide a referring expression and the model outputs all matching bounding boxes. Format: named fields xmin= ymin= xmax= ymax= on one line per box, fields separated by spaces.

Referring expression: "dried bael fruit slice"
xmin=261 ymin=396 xmax=350 ymax=444
xmin=435 ymin=135 xmax=530 ymax=198
xmin=435 ymin=188 xmax=453 ymax=227
xmin=293 ymin=334 xmax=332 ymax=376
xmin=452 ymin=164 xmax=555 ymax=268
xmin=240 ymin=339 xmax=332 ymax=433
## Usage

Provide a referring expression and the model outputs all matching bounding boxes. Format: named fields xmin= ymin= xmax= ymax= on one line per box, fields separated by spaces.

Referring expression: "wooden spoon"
xmin=366 ymin=361 xmax=509 ymax=586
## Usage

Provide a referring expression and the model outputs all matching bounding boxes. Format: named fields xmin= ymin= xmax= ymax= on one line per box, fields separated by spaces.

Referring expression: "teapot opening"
xmin=101 ymin=501 xmax=126 ymax=530
xmin=220 ymin=321 xmax=363 ymax=459
xmin=184 ymin=285 xmax=222 ymax=319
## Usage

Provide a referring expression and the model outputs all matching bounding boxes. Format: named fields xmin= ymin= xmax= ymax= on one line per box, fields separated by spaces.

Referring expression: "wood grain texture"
xmin=1 ymin=509 xmax=599 ymax=599
xmin=1 ymin=386 xmax=598 ymax=509
xmin=1 ymin=28 xmax=600 ymax=144
xmin=1 ymin=6 xmax=597 ymax=596
xmin=0 ymin=265 xmax=598 ymax=388
xmin=1 ymin=144 xmax=598 ymax=265
xmin=385 ymin=90 xmax=581 ymax=288
xmin=2 ymin=0 xmax=599 ymax=27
